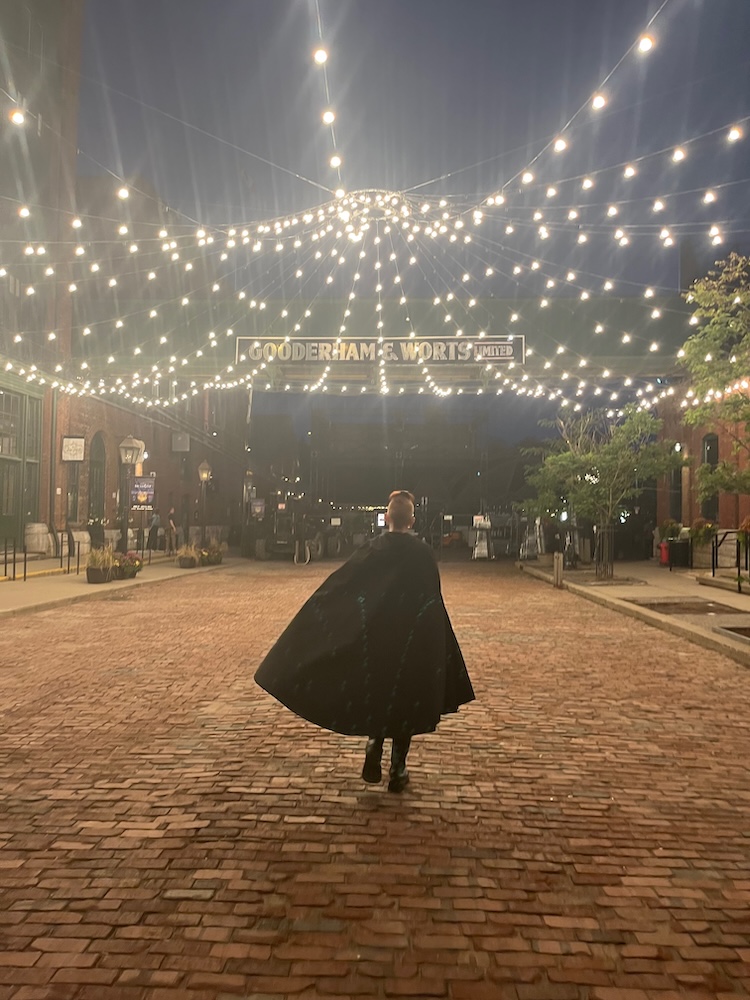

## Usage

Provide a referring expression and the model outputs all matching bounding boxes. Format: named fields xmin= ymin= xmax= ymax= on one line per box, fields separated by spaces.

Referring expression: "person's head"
xmin=386 ymin=490 xmax=415 ymax=533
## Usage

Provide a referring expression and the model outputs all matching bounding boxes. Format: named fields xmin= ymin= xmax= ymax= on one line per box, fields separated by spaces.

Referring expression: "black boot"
xmin=362 ymin=737 xmax=384 ymax=783
xmin=388 ymin=737 xmax=411 ymax=793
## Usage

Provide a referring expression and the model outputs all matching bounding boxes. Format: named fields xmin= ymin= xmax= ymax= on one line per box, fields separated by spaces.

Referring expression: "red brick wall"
xmin=40 ymin=391 xmax=246 ymax=535
xmin=659 ymin=404 xmax=750 ymax=530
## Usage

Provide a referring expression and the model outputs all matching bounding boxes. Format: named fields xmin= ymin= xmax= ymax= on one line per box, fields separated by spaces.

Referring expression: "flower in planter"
xmin=114 ymin=551 xmax=143 ymax=576
xmin=689 ymin=517 xmax=717 ymax=545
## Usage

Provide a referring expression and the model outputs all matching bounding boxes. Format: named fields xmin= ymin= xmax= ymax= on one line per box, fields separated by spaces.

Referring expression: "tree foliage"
xmin=680 ymin=252 xmax=750 ymax=498
xmin=526 ymin=406 xmax=682 ymax=525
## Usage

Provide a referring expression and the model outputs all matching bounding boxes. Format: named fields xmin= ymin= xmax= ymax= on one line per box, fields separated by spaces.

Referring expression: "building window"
xmin=0 ymin=390 xmax=21 ymax=456
xmin=701 ymin=433 xmax=719 ymax=522
xmin=88 ymin=432 xmax=106 ymax=522
xmin=66 ymin=462 xmax=79 ymax=524
xmin=25 ymin=398 xmax=41 ymax=459
xmin=669 ymin=466 xmax=682 ymax=523
xmin=0 ymin=460 xmax=19 ymax=517
xmin=24 ymin=462 xmax=39 ymax=521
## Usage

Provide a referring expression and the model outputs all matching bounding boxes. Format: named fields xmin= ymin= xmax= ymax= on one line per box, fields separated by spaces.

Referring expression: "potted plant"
xmin=738 ymin=515 xmax=750 ymax=550
xmin=114 ymin=551 xmax=143 ymax=579
xmin=86 ymin=546 xmax=114 ymax=584
xmin=659 ymin=519 xmax=681 ymax=541
xmin=690 ymin=517 xmax=717 ymax=569
xmin=206 ymin=545 xmax=224 ymax=565
xmin=176 ymin=544 xmax=198 ymax=569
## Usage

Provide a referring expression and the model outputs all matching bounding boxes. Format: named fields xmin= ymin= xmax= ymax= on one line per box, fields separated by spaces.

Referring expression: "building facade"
xmin=1 ymin=2 xmax=246 ymax=550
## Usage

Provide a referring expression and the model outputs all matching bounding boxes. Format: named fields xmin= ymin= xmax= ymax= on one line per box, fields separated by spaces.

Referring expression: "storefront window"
xmin=0 ymin=390 xmax=21 ymax=456
xmin=701 ymin=433 xmax=719 ymax=522
xmin=66 ymin=461 xmax=79 ymax=523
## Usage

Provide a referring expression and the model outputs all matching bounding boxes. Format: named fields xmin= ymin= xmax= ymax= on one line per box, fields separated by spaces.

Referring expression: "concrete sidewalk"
xmin=0 ymin=551 xmax=232 ymax=618
xmin=521 ymin=557 xmax=750 ymax=669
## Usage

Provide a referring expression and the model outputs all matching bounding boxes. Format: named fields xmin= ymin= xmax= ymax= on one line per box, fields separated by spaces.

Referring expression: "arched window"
xmin=88 ymin=432 xmax=106 ymax=522
xmin=701 ymin=433 xmax=719 ymax=522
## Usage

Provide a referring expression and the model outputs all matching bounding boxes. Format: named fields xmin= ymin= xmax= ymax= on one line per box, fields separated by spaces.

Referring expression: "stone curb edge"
xmin=519 ymin=563 xmax=750 ymax=671
xmin=0 ymin=561 xmax=232 ymax=621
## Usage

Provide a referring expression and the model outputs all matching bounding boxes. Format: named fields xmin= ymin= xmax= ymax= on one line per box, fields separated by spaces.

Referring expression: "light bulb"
xmin=10 ymin=108 xmax=25 ymax=125
xmin=314 ymin=48 xmax=328 ymax=64
xmin=672 ymin=147 xmax=686 ymax=162
xmin=592 ymin=93 xmax=606 ymax=110
xmin=18 ymin=206 xmax=30 ymax=218
xmin=624 ymin=164 xmax=636 ymax=178
xmin=638 ymin=34 xmax=654 ymax=52
xmin=521 ymin=171 xmax=534 ymax=184
xmin=117 ymin=187 xmax=129 ymax=199
xmin=553 ymin=137 xmax=567 ymax=152
xmin=330 ymin=154 xmax=342 ymax=168
xmin=728 ymin=126 xmax=742 ymax=142
xmin=322 ymin=110 xmax=335 ymax=124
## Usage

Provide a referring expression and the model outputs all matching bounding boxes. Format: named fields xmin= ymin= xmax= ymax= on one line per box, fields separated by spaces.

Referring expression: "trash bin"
xmin=668 ymin=539 xmax=691 ymax=568
xmin=659 ymin=541 xmax=670 ymax=566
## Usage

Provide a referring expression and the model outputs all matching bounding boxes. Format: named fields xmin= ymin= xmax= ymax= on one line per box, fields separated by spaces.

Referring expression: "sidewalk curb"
xmin=519 ymin=562 xmax=750 ymax=670
xmin=0 ymin=561 xmax=233 ymax=620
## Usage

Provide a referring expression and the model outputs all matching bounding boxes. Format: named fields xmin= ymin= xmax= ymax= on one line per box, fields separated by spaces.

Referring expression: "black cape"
xmin=254 ymin=532 xmax=475 ymax=738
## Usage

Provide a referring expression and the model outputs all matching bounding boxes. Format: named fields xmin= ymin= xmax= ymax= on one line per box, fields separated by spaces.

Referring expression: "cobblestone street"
xmin=1 ymin=560 xmax=750 ymax=999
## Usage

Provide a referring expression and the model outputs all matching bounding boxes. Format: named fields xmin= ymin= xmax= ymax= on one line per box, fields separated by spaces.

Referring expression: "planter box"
xmin=86 ymin=567 xmax=112 ymax=584
xmin=692 ymin=543 xmax=712 ymax=569
xmin=177 ymin=557 xmax=197 ymax=569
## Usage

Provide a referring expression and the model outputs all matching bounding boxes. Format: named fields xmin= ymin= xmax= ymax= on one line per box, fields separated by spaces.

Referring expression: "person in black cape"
xmin=254 ymin=490 xmax=475 ymax=792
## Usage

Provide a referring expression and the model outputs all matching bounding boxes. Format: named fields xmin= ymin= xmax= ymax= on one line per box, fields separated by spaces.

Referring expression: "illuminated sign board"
xmin=236 ymin=337 xmax=524 ymax=365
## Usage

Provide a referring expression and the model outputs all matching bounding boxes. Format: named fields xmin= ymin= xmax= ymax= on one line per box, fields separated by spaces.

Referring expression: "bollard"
xmin=3 ymin=537 xmax=7 ymax=578
xmin=67 ymin=542 xmax=71 ymax=575
xmin=23 ymin=547 xmax=27 ymax=582
xmin=12 ymin=539 xmax=16 ymax=581
xmin=59 ymin=534 xmax=64 ymax=569
xmin=77 ymin=541 xmax=81 ymax=576
xmin=553 ymin=551 xmax=564 ymax=589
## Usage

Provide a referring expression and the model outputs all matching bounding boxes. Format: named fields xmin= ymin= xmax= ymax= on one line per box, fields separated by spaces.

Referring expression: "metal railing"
xmin=2 ymin=536 xmax=81 ymax=583
xmin=712 ymin=530 xmax=745 ymax=593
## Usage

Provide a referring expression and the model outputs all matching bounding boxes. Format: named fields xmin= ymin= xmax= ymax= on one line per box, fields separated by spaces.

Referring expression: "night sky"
xmin=79 ymin=0 xmax=750 ymax=224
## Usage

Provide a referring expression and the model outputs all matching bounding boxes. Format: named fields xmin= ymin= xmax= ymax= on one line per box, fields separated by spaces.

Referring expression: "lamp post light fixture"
xmin=118 ymin=435 xmax=141 ymax=552
xmin=198 ymin=460 xmax=212 ymax=546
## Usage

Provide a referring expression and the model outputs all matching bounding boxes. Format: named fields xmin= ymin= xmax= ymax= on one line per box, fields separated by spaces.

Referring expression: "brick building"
xmin=658 ymin=402 xmax=748 ymax=532
xmin=1 ymin=2 xmax=247 ymax=549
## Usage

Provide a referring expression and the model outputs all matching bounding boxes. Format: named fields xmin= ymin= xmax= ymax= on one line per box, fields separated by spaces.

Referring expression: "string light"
xmin=0 ymin=3 xmax=737 ymax=410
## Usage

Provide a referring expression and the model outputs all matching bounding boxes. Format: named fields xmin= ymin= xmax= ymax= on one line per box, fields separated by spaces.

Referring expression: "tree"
xmin=680 ymin=252 xmax=750 ymax=505
xmin=526 ymin=407 xmax=682 ymax=576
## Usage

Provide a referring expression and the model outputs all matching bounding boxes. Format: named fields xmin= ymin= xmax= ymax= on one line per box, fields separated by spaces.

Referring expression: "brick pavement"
xmin=0 ymin=560 xmax=749 ymax=999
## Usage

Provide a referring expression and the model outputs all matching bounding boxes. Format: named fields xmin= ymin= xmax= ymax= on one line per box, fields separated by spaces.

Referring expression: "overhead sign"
xmin=130 ymin=476 xmax=156 ymax=512
xmin=236 ymin=336 xmax=524 ymax=365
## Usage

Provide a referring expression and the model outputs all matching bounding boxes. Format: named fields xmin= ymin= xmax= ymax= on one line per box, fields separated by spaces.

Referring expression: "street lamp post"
xmin=198 ymin=460 xmax=212 ymax=547
xmin=118 ymin=435 xmax=142 ymax=553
